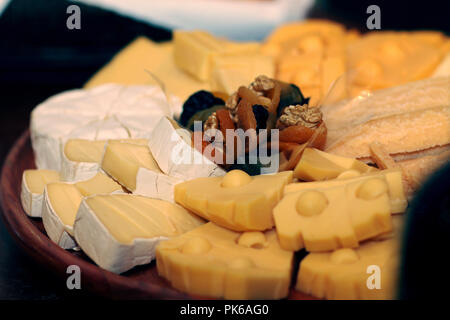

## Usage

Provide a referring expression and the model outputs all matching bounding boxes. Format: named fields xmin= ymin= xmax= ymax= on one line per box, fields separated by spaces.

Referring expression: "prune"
xmin=277 ymin=82 xmax=310 ymax=117
xmin=180 ymin=90 xmax=224 ymax=126
xmin=252 ymin=105 xmax=269 ymax=131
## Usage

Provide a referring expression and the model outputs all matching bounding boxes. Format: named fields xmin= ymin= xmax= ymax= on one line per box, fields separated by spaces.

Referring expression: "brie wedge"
xmin=42 ymin=173 xmax=123 ymax=249
xmin=148 ymin=117 xmax=226 ymax=180
xmin=31 ymin=84 xmax=180 ymax=171
xmin=61 ymin=138 xmax=148 ymax=182
xmin=20 ymin=169 xmax=61 ymax=217
xmin=73 ymin=194 xmax=204 ymax=274
xmin=101 ymin=140 xmax=182 ymax=201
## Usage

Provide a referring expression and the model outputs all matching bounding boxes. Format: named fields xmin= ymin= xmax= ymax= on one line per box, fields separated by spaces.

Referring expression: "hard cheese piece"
xmin=274 ymin=177 xmax=392 ymax=252
xmin=156 ymin=222 xmax=294 ymax=299
xmin=20 ymin=169 xmax=61 ymax=217
xmin=84 ymin=37 xmax=209 ymax=104
xmin=31 ymin=84 xmax=177 ymax=171
xmin=148 ymin=117 xmax=226 ymax=181
xmin=294 ymin=148 xmax=376 ymax=181
xmin=173 ymin=30 xmax=261 ymax=82
xmin=74 ymin=194 xmax=204 ymax=273
xmin=210 ymin=54 xmax=274 ymax=95
xmin=61 ymin=138 xmax=148 ymax=182
xmin=297 ymin=238 xmax=399 ymax=300
xmin=101 ymin=140 xmax=181 ymax=201
xmin=175 ymin=170 xmax=293 ymax=231
xmin=41 ymin=173 xmax=123 ymax=249
xmin=286 ymin=169 xmax=407 ymax=214
xmin=42 ymin=183 xmax=83 ymax=249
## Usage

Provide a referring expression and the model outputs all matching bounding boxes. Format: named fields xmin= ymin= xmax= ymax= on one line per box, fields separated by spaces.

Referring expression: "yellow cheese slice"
xmin=297 ymin=237 xmax=399 ymax=300
xmin=75 ymin=172 xmax=122 ymax=196
xmin=274 ymin=177 xmax=392 ymax=252
xmin=84 ymin=37 xmax=209 ymax=102
xmin=293 ymin=148 xmax=376 ymax=181
xmin=46 ymin=183 xmax=83 ymax=228
xmin=174 ymin=170 xmax=293 ymax=232
xmin=156 ymin=222 xmax=294 ymax=299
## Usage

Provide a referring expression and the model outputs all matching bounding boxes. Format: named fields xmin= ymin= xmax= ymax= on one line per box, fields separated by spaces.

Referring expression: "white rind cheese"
xmin=148 ymin=117 xmax=226 ymax=180
xmin=41 ymin=185 xmax=78 ymax=250
xmin=20 ymin=169 xmax=61 ymax=217
xmin=73 ymin=194 xmax=204 ymax=273
xmin=31 ymin=84 xmax=181 ymax=171
xmin=133 ymin=168 xmax=182 ymax=202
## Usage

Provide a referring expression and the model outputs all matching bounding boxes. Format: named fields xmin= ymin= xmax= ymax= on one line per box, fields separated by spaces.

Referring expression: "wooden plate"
xmin=0 ymin=130 xmax=314 ymax=299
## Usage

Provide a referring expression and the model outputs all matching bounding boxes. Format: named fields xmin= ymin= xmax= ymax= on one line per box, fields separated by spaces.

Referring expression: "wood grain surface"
xmin=0 ymin=130 xmax=315 ymax=300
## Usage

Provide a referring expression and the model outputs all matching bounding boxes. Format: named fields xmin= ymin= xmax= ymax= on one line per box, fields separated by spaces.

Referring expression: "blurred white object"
xmin=0 ymin=0 xmax=11 ymax=16
xmin=76 ymin=0 xmax=314 ymax=41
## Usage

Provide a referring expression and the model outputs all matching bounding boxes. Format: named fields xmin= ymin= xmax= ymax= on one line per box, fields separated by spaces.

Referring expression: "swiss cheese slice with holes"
xmin=74 ymin=194 xmax=204 ymax=274
xmin=101 ymin=140 xmax=181 ymax=201
xmin=174 ymin=170 xmax=293 ymax=232
xmin=148 ymin=117 xmax=226 ymax=181
xmin=297 ymin=237 xmax=399 ymax=300
xmin=30 ymin=84 xmax=179 ymax=171
xmin=61 ymin=138 xmax=148 ymax=182
xmin=42 ymin=173 xmax=122 ymax=249
xmin=156 ymin=222 xmax=294 ymax=299
xmin=20 ymin=169 xmax=61 ymax=217
xmin=274 ymin=177 xmax=392 ymax=252
xmin=285 ymin=168 xmax=407 ymax=214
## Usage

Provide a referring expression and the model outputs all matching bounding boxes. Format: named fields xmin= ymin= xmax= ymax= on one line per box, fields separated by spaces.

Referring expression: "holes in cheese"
xmin=174 ymin=170 xmax=293 ymax=232
xmin=74 ymin=194 xmax=204 ymax=273
xmin=274 ymin=177 xmax=393 ymax=252
xmin=297 ymin=238 xmax=399 ymax=300
xmin=285 ymin=168 xmax=407 ymax=214
xmin=156 ymin=222 xmax=294 ymax=300
xmin=41 ymin=172 xmax=124 ymax=249
xmin=20 ymin=169 xmax=61 ymax=217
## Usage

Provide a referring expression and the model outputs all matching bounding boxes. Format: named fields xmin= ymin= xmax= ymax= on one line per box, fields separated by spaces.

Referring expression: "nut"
xmin=203 ymin=112 xmax=219 ymax=131
xmin=278 ymin=104 xmax=322 ymax=129
xmin=225 ymin=91 xmax=240 ymax=123
xmin=249 ymin=75 xmax=275 ymax=92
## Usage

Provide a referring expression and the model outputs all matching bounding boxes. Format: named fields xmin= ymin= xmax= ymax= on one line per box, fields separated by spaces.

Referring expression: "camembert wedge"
xmin=20 ymin=169 xmax=61 ymax=217
xmin=74 ymin=194 xmax=204 ymax=274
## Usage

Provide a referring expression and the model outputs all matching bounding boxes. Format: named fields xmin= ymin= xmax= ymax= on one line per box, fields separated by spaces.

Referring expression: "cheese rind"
xmin=41 ymin=173 xmax=123 ymax=249
xmin=274 ymin=177 xmax=392 ymax=252
xmin=285 ymin=169 xmax=407 ymax=214
xmin=297 ymin=238 xmax=399 ymax=300
xmin=101 ymin=140 xmax=181 ymax=201
xmin=74 ymin=194 xmax=204 ymax=273
xmin=148 ymin=117 xmax=226 ymax=181
xmin=175 ymin=170 xmax=293 ymax=232
xmin=31 ymin=84 xmax=177 ymax=171
xmin=20 ymin=169 xmax=61 ymax=217
xmin=156 ymin=222 xmax=294 ymax=299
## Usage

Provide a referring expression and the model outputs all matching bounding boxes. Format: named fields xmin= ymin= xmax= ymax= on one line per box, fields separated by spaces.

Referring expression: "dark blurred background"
xmin=0 ymin=0 xmax=448 ymax=300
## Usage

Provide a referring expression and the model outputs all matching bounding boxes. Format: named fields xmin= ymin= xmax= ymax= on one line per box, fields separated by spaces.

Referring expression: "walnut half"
xmin=278 ymin=104 xmax=322 ymax=129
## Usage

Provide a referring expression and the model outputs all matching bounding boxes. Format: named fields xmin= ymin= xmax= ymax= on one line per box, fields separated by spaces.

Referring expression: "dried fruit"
xmin=277 ymin=82 xmax=310 ymax=117
xmin=216 ymin=108 xmax=235 ymax=140
xmin=279 ymin=125 xmax=315 ymax=143
xmin=252 ymin=105 xmax=269 ymax=131
xmin=180 ymin=90 xmax=224 ymax=126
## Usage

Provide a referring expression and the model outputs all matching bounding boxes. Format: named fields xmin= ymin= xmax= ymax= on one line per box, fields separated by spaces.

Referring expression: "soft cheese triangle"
xmin=101 ymin=140 xmax=181 ymax=202
xmin=20 ymin=169 xmax=60 ymax=217
xmin=61 ymin=138 xmax=148 ymax=182
xmin=42 ymin=173 xmax=123 ymax=249
xmin=31 ymin=84 xmax=180 ymax=171
xmin=74 ymin=194 xmax=204 ymax=274
xmin=156 ymin=222 xmax=294 ymax=299
xmin=175 ymin=170 xmax=293 ymax=232
xmin=274 ymin=176 xmax=393 ymax=252
xmin=148 ymin=117 xmax=226 ymax=180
